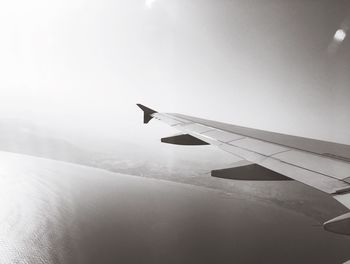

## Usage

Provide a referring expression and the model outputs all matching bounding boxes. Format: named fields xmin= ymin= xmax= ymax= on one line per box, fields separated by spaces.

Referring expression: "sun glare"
xmin=334 ymin=29 xmax=346 ymax=42
xmin=145 ymin=0 xmax=156 ymax=9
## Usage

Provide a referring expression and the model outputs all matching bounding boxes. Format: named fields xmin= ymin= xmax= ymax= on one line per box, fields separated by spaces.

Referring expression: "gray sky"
xmin=0 ymin=0 xmax=349 ymax=146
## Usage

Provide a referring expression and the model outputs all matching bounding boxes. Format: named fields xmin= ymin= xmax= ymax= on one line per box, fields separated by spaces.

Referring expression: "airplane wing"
xmin=137 ymin=104 xmax=350 ymax=236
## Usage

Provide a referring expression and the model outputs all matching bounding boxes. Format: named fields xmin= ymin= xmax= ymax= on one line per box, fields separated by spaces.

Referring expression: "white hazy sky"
xmin=0 ymin=0 xmax=349 ymax=146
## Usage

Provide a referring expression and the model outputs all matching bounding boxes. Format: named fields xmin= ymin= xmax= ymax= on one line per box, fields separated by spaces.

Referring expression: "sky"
xmin=0 ymin=0 xmax=349 ymax=147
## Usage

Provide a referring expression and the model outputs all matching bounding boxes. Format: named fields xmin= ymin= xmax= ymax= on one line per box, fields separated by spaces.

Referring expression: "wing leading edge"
xmin=137 ymin=104 xmax=350 ymax=235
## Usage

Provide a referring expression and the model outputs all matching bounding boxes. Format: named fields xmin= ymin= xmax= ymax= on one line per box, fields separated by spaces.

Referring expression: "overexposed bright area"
xmin=145 ymin=0 xmax=156 ymax=9
xmin=0 ymin=0 xmax=349 ymax=146
xmin=334 ymin=29 xmax=346 ymax=42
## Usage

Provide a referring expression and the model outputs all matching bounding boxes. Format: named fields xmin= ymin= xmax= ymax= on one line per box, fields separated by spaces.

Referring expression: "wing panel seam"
xmin=172 ymin=114 xmax=350 ymax=164
xmin=223 ymin=142 xmax=349 ymax=185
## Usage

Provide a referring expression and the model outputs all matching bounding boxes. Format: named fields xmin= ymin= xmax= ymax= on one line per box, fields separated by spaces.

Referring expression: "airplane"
xmin=137 ymin=104 xmax=350 ymax=236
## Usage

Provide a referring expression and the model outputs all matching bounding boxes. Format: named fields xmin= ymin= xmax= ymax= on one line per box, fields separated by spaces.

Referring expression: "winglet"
xmin=137 ymin=104 xmax=157 ymax=124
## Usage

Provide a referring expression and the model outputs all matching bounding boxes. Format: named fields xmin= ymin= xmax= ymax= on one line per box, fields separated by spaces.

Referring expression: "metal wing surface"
xmin=137 ymin=104 xmax=350 ymax=235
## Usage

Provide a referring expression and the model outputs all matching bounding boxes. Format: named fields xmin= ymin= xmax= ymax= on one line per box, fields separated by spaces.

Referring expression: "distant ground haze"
xmin=1 ymin=151 xmax=350 ymax=264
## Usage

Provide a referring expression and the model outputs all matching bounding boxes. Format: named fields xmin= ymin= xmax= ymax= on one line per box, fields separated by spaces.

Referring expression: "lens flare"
xmin=334 ymin=29 xmax=346 ymax=42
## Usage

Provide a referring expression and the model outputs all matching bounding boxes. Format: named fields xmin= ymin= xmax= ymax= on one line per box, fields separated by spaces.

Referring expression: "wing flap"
xmin=272 ymin=150 xmax=350 ymax=180
xmin=221 ymin=140 xmax=349 ymax=194
xmin=259 ymin=156 xmax=349 ymax=194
